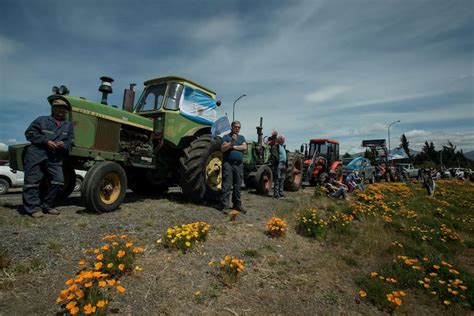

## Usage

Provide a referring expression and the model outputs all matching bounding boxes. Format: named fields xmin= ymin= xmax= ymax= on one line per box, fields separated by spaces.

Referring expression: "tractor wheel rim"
xmin=293 ymin=165 xmax=302 ymax=184
xmin=99 ymin=173 xmax=121 ymax=204
xmin=0 ymin=183 xmax=5 ymax=193
xmin=206 ymin=151 xmax=222 ymax=191
xmin=263 ymin=174 xmax=271 ymax=190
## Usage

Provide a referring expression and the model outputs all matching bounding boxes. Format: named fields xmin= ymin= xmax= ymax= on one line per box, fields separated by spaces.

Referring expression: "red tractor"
xmin=300 ymin=138 xmax=342 ymax=185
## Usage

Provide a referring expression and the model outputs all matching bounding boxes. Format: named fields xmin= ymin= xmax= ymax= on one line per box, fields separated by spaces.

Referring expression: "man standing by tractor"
xmin=22 ymin=97 xmax=74 ymax=218
xmin=271 ymin=134 xmax=287 ymax=199
xmin=220 ymin=121 xmax=247 ymax=214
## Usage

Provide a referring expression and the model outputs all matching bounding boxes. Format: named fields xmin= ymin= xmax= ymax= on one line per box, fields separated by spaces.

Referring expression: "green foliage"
xmin=296 ymin=208 xmax=327 ymax=238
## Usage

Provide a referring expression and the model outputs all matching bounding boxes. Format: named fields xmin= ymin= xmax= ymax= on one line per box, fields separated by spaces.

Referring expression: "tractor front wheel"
xmin=255 ymin=165 xmax=273 ymax=195
xmin=82 ymin=161 xmax=127 ymax=213
xmin=179 ymin=135 xmax=222 ymax=202
xmin=284 ymin=153 xmax=302 ymax=191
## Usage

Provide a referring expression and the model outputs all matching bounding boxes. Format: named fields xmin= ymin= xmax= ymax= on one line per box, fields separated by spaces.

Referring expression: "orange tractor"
xmin=300 ymin=138 xmax=342 ymax=185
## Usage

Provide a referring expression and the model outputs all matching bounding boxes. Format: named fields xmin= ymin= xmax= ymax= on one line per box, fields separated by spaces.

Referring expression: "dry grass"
xmin=0 ymin=180 xmax=472 ymax=315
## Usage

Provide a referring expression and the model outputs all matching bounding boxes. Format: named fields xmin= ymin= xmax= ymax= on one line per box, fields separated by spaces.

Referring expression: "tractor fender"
xmin=330 ymin=161 xmax=342 ymax=171
xmin=177 ymin=126 xmax=212 ymax=149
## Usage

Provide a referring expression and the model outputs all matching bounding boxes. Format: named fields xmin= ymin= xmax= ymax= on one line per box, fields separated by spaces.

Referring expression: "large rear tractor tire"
xmin=284 ymin=153 xmax=302 ymax=191
xmin=82 ymin=161 xmax=127 ymax=213
xmin=179 ymin=135 xmax=222 ymax=202
xmin=128 ymin=170 xmax=168 ymax=195
xmin=255 ymin=165 xmax=273 ymax=195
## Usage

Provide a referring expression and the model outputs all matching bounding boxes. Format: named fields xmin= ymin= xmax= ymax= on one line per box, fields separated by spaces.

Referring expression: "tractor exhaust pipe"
xmin=99 ymin=76 xmax=114 ymax=105
xmin=122 ymin=83 xmax=136 ymax=112
xmin=256 ymin=117 xmax=263 ymax=146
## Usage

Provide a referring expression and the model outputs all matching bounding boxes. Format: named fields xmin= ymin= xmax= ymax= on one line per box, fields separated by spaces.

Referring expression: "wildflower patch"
xmin=296 ymin=208 xmax=327 ymax=238
xmin=163 ymin=221 xmax=210 ymax=252
xmin=266 ymin=217 xmax=288 ymax=238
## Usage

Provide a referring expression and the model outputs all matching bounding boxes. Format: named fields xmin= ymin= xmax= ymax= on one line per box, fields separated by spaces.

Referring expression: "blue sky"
xmin=1 ymin=0 xmax=473 ymax=154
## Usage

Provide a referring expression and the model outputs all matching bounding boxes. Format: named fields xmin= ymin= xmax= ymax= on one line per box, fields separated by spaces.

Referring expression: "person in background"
xmin=220 ymin=121 xmax=247 ymax=214
xmin=324 ymin=171 xmax=348 ymax=200
xmin=265 ymin=130 xmax=278 ymax=146
xmin=22 ymin=97 xmax=74 ymax=218
xmin=270 ymin=135 xmax=287 ymax=199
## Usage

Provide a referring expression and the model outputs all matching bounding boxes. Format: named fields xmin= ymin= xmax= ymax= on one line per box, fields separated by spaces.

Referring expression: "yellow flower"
xmin=107 ymin=263 xmax=114 ymax=268
xmin=70 ymin=306 xmax=79 ymax=315
xmin=75 ymin=290 xmax=84 ymax=299
xmin=107 ymin=279 xmax=117 ymax=286
xmin=118 ymin=264 xmax=125 ymax=271
xmin=443 ymin=300 xmax=451 ymax=305
xmin=134 ymin=265 xmax=143 ymax=271
xmin=95 ymin=262 xmax=103 ymax=270
xmin=56 ymin=293 xmax=68 ymax=303
xmin=83 ymin=304 xmax=96 ymax=314
xmin=394 ymin=297 xmax=402 ymax=306
xmin=84 ymin=282 xmax=93 ymax=288
xmin=66 ymin=301 xmax=77 ymax=310
xmin=133 ymin=247 xmax=144 ymax=253
xmin=78 ymin=259 xmax=86 ymax=266
xmin=96 ymin=254 xmax=104 ymax=260
xmin=359 ymin=290 xmax=367 ymax=298
xmin=96 ymin=300 xmax=107 ymax=308
xmin=433 ymin=265 xmax=440 ymax=270
xmin=117 ymin=285 xmax=126 ymax=294
xmin=370 ymin=272 xmax=378 ymax=278
xmin=98 ymin=280 xmax=107 ymax=287
xmin=101 ymin=244 xmax=110 ymax=250
xmin=125 ymin=242 xmax=133 ymax=248
xmin=185 ymin=241 xmax=191 ymax=247
xmin=117 ymin=250 xmax=126 ymax=258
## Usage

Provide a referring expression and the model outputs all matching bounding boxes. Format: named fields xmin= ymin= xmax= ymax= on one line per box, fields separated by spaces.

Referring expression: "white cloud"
xmin=0 ymin=35 xmax=17 ymax=57
xmin=0 ymin=143 xmax=8 ymax=151
xmin=405 ymin=130 xmax=430 ymax=138
xmin=305 ymin=86 xmax=350 ymax=104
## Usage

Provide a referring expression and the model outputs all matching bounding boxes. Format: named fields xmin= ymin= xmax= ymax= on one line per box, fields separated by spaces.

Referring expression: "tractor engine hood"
xmin=61 ymin=95 xmax=153 ymax=131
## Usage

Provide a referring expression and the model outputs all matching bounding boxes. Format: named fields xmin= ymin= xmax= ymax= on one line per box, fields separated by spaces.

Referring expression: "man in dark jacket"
xmin=22 ymin=97 xmax=74 ymax=218
xmin=270 ymin=135 xmax=287 ymax=199
xmin=220 ymin=121 xmax=247 ymax=214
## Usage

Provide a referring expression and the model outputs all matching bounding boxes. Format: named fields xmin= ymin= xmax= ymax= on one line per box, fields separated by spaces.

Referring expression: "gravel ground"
xmin=0 ymin=188 xmax=379 ymax=315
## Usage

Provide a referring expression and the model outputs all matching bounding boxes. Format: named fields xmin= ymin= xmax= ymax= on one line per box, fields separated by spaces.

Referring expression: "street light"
xmin=387 ymin=120 xmax=401 ymax=158
xmin=232 ymin=94 xmax=247 ymax=122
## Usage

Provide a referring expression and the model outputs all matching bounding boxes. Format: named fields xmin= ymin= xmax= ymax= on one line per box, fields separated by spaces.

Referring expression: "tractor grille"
xmin=94 ymin=118 xmax=120 ymax=152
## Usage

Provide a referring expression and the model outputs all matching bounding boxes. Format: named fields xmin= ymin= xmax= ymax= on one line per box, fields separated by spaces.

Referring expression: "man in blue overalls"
xmin=22 ymin=96 xmax=74 ymax=218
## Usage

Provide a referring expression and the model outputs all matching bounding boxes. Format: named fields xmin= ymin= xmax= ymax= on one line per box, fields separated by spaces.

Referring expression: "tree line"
xmin=399 ymin=135 xmax=471 ymax=168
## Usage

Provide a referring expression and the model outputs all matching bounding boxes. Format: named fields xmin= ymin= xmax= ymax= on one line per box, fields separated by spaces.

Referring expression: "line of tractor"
xmin=9 ymin=76 xmax=345 ymax=213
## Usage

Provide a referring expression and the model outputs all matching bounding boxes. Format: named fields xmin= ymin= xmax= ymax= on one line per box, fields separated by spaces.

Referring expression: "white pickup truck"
xmin=397 ymin=163 xmax=419 ymax=178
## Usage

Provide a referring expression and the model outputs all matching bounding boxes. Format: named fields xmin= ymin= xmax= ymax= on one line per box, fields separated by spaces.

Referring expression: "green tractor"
xmin=242 ymin=118 xmax=303 ymax=195
xmin=9 ymin=76 xmax=223 ymax=212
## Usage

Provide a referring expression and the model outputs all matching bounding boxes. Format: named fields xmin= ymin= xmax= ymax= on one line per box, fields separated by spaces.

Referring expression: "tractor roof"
xmin=310 ymin=138 xmax=339 ymax=144
xmin=144 ymin=76 xmax=216 ymax=98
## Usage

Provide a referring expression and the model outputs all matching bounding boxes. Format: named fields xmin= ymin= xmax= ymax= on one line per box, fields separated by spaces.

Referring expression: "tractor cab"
xmin=300 ymin=138 xmax=341 ymax=185
xmin=131 ymin=76 xmax=220 ymax=148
